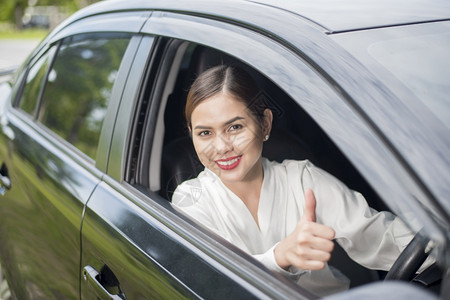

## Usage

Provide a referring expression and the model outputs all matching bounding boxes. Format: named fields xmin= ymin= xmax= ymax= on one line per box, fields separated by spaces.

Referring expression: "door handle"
xmin=83 ymin=265 xmax=126 ymax=300
xmin=0 ymin=163 xmax=11 ymax=195
xmin=0 ymin=174 xmax=11 ymax=189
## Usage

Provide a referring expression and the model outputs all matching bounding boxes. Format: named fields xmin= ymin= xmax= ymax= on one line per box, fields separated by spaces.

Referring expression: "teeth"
xmin=217 ymin=157 xmax=239 ymax=166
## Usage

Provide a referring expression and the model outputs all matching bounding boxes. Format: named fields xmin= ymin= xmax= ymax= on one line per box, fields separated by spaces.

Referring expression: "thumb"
xmin=302 ymin=189 xmax=316 ymax=222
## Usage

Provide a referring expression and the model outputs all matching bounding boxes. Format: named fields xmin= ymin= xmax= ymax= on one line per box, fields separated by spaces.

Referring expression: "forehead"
xmin=191 ymin=93 xmax=251 ymax=126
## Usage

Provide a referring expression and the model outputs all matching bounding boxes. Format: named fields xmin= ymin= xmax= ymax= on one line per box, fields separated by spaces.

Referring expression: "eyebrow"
xmin=193 ymin=116 xmax=245 ymax=130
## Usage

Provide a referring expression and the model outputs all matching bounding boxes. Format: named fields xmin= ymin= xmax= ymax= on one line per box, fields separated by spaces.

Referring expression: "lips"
xmin=215 ymin=155 xmax=242 ymax=170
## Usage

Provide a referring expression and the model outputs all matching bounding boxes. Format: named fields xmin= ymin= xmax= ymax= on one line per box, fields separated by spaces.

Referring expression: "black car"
xmin=0 ymin=0 xmax=449 ymax=299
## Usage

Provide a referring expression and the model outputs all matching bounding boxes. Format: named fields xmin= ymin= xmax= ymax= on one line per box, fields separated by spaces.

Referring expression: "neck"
xmin=223 ymin=159 xmax=264 ymax=204
xmin=224 ymin=161 xmax=264 ymax=228
xmin=227 ymin=177 xmax=263 ymax=202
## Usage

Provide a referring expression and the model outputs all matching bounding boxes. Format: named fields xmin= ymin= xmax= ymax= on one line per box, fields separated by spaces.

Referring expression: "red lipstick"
xmin=215 ymin=155 xmax=242 ymax=170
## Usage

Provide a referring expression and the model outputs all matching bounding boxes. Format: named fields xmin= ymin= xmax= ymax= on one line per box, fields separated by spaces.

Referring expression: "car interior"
xmin=130 ymin=37 xmax=397 ymax=288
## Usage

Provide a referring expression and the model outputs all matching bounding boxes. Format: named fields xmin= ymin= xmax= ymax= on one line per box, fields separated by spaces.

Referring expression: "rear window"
xmin=19 ymin=46 xmax=57 ymax=115
xmin=37 ymin=33 xmax=131 ymax=160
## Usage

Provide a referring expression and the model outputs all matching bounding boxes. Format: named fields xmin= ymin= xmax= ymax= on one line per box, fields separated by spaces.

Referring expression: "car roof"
xmin=247 ymin=0 xmax=450 ymax=33
xmin=62 ymin=0 xmax=450 ymax=34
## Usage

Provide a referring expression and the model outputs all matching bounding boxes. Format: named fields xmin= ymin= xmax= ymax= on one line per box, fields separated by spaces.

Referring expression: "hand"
xmin=274 ymin=189 xmax=335 ymax=271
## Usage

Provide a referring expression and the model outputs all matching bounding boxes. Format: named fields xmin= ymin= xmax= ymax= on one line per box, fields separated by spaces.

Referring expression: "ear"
xmin=188 ymin=123 xmax=193 ymax=138
xmin=263 ymin=108 xmax=273 ymax=137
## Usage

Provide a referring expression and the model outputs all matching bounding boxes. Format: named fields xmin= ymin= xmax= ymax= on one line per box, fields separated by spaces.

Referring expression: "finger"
xmin=299 ymin=235 xmax=335 ymax=253
xmin=298 ymin=219 xmax=335 ymax=240
xmin=295 ymin=260 xmax=326 ymax=271
xmin=302 ymin=189 xmax=316 ymax=222
xmin=296 ymin=247 xmax=332 ymax=262
xmin=287 ymin=249 xmax=331 ymax=271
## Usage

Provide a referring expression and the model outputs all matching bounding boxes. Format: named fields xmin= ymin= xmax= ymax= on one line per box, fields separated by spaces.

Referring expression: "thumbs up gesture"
xmin=274 ymin=189 xmax=335 ymax=271
xmin=302 ymin=189 xmax=317 ymax=222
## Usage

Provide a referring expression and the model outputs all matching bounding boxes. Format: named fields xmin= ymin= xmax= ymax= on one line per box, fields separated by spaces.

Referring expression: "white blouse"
xmin=172 ymin=158 xmax=414 ymax=297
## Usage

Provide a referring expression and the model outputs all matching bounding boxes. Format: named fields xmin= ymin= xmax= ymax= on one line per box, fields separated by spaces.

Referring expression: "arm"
xmin=306 ymin=164 xmax=414 ymax=271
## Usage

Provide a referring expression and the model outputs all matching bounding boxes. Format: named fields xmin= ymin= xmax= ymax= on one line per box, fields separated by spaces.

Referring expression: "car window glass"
xmin=38 ymin=33 xmax=131 ymax=160
xmin=19 ymin=46 xmax=57 ymax=115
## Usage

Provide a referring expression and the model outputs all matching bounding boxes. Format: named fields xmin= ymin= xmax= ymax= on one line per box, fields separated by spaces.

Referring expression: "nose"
xmin=214 ymin=133 xmax=233 ymax=155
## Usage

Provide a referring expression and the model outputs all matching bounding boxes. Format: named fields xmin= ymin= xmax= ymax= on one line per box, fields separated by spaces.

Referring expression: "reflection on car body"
xmin=0 ymin=0 xmax=449 ymax=299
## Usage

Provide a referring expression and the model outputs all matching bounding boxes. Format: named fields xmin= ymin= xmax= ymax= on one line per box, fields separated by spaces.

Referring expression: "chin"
xmin=218 ymin=169 xmax=247 ymax=184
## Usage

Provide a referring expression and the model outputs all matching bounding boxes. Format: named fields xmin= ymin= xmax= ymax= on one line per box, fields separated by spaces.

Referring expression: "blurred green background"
xmin=0 ymin=0 xmax=101 ymax=39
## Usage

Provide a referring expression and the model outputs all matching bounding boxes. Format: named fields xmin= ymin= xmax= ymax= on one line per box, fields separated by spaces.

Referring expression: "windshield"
xmin=331 ymin=21 xmax=450 ymax=230
xmin=332 ymin=21 xmax=450 ymax=133
xmin=368 ymin=30 xmax=450 ymax=131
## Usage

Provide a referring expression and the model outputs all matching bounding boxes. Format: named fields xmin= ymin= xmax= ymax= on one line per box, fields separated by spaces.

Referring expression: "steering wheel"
xmin=385 ymin=232 xmax=431 ymax=281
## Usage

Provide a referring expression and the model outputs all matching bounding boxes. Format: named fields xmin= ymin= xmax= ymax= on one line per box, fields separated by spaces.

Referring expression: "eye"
xmin=198 ymin=130 xmax=211 ymax=137
xmin=229 ymin=124 xmax=243 ymax=132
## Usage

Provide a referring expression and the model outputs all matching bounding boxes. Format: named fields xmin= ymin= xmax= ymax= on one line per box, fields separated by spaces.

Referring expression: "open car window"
xmin=136 ymin=39 xmax=387 ymax=213
xmin=126 ymin=37 xmax=418 ymax=295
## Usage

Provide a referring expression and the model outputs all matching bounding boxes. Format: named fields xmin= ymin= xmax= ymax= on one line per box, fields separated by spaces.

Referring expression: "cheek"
xmin=193 ymin=139 xmax=214 ymax=162
xmin=231 ymin=133 xmax=248 ymax=148
xmin=232 ymin=131 xmax=261 ymax=151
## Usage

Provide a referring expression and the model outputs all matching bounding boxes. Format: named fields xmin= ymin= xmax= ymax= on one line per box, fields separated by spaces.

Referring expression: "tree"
xmin=0 ymin=0 xmax=97 ymax=30
xmin=0 ymin=0 xmax=28 ymax=29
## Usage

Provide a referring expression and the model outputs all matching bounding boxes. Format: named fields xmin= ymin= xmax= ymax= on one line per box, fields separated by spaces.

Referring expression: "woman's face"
xmin=190 ymin=92 xmax=269 ymax=185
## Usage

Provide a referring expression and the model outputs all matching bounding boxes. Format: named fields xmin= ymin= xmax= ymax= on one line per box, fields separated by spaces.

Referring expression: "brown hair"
xmin=185 ymin=65 xmax=267 ymax=131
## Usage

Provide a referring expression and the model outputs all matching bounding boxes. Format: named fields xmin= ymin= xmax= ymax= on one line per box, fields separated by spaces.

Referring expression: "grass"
xmin=0 ymin=22 xmax=49 ymax=40
xmin=0 ymin=28 xmax=49 ymax=40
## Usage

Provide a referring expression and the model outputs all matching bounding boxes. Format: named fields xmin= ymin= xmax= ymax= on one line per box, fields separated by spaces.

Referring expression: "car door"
xmin=79 ymin=35 xmax=197 ymax=299
xmin=0 ymin=13 xmax=144 ymax=299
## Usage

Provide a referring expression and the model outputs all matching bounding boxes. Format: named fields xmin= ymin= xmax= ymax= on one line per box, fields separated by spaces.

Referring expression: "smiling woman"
xmin=171 ymin=65 xmax=428 ymax=297
xmin=187 ymin=66 xmax=271 ymax=191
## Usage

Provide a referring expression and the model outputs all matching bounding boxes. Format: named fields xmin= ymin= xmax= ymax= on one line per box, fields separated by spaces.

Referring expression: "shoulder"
xmin=264 ymin=157 xmax=316 ymax=176
xmin=171 ymin=171 xmax=219 ymax=232
xmin=262 ymin=158 xmax=322 ymax=192
xmin=172 ymin=177 xmax=201 ymax=206
xmin=172 ymin=168 xmax=221 ymax=205
xmin=280 ymin=158 xmax=339 ymax=182
xmin=171 ymin=169 xmax=213 ymax=207
xmin=264 ymin=158 xmax=341 ymax=193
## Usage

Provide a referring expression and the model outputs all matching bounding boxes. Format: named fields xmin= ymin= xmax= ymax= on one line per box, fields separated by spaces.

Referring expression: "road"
xmin=0 ymin=38 xmax=40 ymax=300
xmin=0 ymin=39 xmax=41 ymax=72
xmin=0 ymin=38 xmax=43 ymax=299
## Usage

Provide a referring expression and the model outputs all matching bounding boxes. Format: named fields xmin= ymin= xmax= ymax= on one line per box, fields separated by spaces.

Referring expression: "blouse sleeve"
xmin=301 ymin=162 xmax=414 ymax=271
xmin=253 ymin=243 xmax=307 ymax=280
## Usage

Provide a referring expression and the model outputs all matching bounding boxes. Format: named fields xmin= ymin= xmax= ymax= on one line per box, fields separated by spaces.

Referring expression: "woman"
xmin=172 ymin=65 xmax=416 ymax=296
